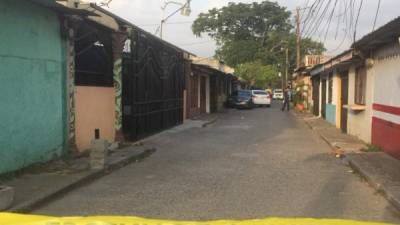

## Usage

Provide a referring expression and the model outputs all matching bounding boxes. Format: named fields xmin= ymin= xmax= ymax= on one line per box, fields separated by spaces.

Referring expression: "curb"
xmin=347 ymin=157 xmax=400 ymax=212
xmin=202 ymin=117 xmax=218 ymax=128
xmin=8 ymin=148 xmax=155 ymax=213
xmin=292 ymin=112 xmax=400 ymax=214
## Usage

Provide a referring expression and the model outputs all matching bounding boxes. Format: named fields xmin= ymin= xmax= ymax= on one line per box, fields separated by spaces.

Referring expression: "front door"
xmin=312 ymin=77 xmax=320 ymax=116
xmin=321 ymin=79 xmax=327 ymax=119
xmin=200 ymin=76 xmax=207 ymax=113
xmin=341 ymin=73 xmax=349 ymax=133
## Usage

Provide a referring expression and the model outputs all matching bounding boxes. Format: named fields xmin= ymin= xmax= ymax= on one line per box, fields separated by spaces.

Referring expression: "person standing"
xmin=281 ymin=86 xmax=290 ymax=111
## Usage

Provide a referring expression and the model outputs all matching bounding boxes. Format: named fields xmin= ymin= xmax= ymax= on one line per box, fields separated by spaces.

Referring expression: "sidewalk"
xmin=0 ymin=118 xmax=216 ymax=213
xmin=293 ymin=110 xmax=400 ymax=212
xmin=293 ymin=111 xmax=366 ymax=154
xmin=3 ymin=144 xmax=154 ymax=213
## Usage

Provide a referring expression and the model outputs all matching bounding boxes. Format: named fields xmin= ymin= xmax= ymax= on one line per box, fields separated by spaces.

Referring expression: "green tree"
xmin=235 ymin=61 xmax=279 ymax=89
xmin=192 ymin=2 xmax=291 ymax=44
xmin=192 ymin=0 xmax=325 ymax=87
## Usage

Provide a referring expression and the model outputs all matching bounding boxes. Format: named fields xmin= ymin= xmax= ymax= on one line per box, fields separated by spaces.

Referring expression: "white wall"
xmin=331 ymin=72 xmax=339 ymax=105
xmin=206 ymin=76 xmax=210 ymax=113
xmin=347 ymin=65 xmax=374 ymax=143
xmin=373 ymin=43 xmax=400 ymax=109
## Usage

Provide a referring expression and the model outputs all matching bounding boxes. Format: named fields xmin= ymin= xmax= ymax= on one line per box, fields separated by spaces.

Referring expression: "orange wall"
xmin=75 ymin=86 xmax=116 ymax=151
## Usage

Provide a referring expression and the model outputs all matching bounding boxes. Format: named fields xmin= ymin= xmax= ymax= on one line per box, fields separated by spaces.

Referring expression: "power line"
xmin=323 ymin=0 xmax=339 ymax=42
xmin=298 ymin=0 xmax=383 ymax=55
xmin=139 ymin=21 xmax=193 ymax=27
xmin=372 ymin=0 xmax=382 ymax=31
xmin=353 ymin=0 xmax=364 ymax=43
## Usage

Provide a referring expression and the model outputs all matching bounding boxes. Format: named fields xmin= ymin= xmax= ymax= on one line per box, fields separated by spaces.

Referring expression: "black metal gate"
xmin=122 ymin=31 xmax=184 ymax=141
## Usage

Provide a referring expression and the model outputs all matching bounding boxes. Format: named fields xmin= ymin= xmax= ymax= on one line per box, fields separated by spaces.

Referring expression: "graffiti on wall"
xmin=113 ymin=58 xmax=123 ymax=130
xmin=112 ymin=32 xmax=128 ymax=133
xmin=67 ymin=27 xmax=76 ymax=145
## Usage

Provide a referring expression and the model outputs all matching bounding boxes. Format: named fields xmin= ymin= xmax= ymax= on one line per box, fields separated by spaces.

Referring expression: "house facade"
xmin=185 ymin=57 xmax=234 ymax=119
xmin=0 ymin=0 xmax=237 ymax=174
xmin=352 ymin=17 xmax=400 ymax=159
xmin=310 ymin=17 xmax=400 ymax=159
xmin=61 ymin=2 xmax=194 ymax=150
xmin=310 ymin=50 xmax=368 ymax=135
xmin=293 ymin=55 xmax=329 ymax=112
xmin=0 ymin=0 xmax=70 ymax=174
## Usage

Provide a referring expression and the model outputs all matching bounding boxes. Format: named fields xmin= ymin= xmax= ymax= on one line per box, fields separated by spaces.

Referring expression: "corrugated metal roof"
xmin=28 ymin=0 xmax=94 ymax=15
xmin=352 ymin=17 xmax=400 ymax=51
xmin=191 ymin=56 xmax=234 ymax=75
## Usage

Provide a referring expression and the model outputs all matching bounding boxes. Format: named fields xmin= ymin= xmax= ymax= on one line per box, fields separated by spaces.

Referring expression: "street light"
xmin=159 ymin=0 xmax=191 ymax=39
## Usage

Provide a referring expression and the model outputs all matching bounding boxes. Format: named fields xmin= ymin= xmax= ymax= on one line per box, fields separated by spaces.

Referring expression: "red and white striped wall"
xmin=371 ymin=43 xmax=400 ymax=159
xmin=372 ymin=104 xmax=400 ymax=159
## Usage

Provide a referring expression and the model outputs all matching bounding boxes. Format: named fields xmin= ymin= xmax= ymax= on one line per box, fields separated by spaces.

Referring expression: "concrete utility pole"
xmin=285 ymin=47 xmax=289 ymax=88
xmin=295 ymin=6 xmax=301 ymax=69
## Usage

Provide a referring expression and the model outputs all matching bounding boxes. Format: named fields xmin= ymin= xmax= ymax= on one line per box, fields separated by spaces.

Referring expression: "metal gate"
xmin=122 ymin=31 xmax=184 ymax=141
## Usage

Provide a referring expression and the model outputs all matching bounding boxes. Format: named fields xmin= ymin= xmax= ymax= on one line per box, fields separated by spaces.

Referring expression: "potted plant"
xmin=293 ymin=89 xmax=305 ymax=112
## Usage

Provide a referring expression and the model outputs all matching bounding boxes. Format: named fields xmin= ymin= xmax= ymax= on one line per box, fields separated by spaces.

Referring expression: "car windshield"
xmin=238 ymin=91 xmax=251 ymax=97
xmin=253 ymin=91 xmax=267 ymax=95
xmin=274 ymin=90 xmax=283 ymax=93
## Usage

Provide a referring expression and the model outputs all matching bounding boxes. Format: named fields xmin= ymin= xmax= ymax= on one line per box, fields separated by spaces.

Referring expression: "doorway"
xmin=312 ymin=77 xmax=320 ymax=116
xmin=321 ymin=79 xmax=327 ymax=119
xmin=200 ymin=76 xmax=207 ymax=113
xmin=341 ymin=73 xmax=349 ymax=133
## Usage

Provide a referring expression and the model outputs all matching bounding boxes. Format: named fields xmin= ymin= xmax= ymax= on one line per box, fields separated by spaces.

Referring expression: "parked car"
xmin=227 ymin=90 xmax=254 ymax=109
xmin=273 ymin=89 xmax=284 ymax=100
xmin=251 ymin=90 xmax=271 ymax=107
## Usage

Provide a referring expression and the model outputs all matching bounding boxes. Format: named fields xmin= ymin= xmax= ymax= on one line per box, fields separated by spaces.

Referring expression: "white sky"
xmin=90 ymin=0 xmax=400 ymax=57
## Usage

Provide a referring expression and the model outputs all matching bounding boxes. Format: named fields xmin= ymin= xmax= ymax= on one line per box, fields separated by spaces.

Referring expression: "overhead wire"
xmin=372 ymin=0 xmax=382 ymax=31
xmin=299 ymin=0 xmax=383 ymax=55
xmin=353 ymin=0 xmax=364 ymax=43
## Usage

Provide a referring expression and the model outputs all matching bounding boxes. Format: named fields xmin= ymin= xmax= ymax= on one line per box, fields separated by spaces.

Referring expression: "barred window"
xmin=355 ymin=67 xmax=367 ymax=105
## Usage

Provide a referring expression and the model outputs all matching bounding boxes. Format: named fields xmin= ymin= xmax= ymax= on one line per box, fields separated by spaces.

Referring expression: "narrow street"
xmin=34 ymin=103 xmax=400 ymax=223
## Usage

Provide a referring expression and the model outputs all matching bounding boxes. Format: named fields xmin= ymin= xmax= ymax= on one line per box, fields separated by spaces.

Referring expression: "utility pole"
xmin=295 ymin=6 xmax=301 ymax=69
xmin=285 ymin=47 xmax=289 ymax=88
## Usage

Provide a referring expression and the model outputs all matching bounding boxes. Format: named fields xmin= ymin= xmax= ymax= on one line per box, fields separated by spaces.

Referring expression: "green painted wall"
xmin=0 ymin=0 xmax=67 ymax=174
xmin=326 ymin=104 xmax=336 ymax=125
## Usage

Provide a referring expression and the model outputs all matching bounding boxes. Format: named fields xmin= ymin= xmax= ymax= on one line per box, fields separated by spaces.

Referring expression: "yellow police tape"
xmin=0 ymin=213 xmax=396 ymax=225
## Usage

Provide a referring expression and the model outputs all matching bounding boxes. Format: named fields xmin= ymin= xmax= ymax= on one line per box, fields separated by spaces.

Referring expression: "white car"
xmin=273 ymin=89 xmax=284 ymax=100
xmin=251 ymin=90 xmax=271 ymax=107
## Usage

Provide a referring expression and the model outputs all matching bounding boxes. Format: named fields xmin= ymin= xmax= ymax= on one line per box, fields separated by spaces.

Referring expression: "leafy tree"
xmin=192 ymin=1 xmax=291 ymax=45
xmin=192 ymin=1 xmax=325 ymax=87
xmin=235 ymin=61 xmax=279 ymax=89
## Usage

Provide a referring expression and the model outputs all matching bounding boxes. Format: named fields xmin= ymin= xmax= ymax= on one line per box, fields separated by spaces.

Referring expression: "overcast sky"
xmin=90 ymin=0 xmax=399 ymax=57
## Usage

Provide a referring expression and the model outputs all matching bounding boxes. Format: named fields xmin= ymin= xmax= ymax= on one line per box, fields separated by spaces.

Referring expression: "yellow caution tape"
xmin=0 ymin=213 xmax=396 ymax=225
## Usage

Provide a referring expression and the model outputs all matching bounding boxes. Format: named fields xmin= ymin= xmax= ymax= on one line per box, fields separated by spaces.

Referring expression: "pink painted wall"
xmin=75 ymin=86 xmax=116 ymax=151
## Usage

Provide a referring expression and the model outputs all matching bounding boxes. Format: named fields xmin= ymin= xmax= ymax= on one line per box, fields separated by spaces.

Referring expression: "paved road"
xmin=35 ymin=103 xmax=400 ymax=223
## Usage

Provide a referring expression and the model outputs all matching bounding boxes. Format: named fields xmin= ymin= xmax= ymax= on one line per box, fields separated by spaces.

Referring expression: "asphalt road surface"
xmin=35 ymin=103 xmax=400 ymax=223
